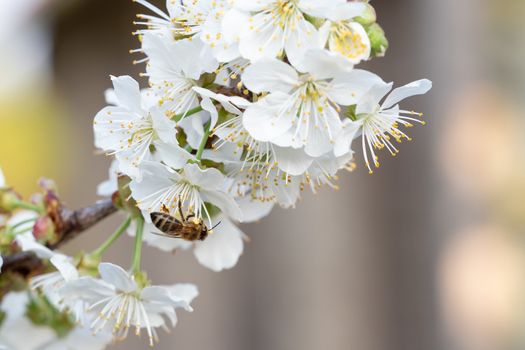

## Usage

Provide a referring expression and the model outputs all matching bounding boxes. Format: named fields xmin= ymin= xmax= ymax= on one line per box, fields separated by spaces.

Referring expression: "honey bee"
xmin=150 ymin=203 xmax=220 ymax=242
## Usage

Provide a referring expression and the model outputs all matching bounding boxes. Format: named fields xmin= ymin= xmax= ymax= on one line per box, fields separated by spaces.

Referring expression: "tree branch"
xmin=50 ymin=198 xmax=118 ymax=249
xmin=2 ymin=198 xmax=118 ymax=275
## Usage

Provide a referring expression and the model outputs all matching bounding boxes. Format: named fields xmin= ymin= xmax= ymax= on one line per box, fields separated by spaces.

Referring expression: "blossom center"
xmin=330 ymin=22 xmax=368 ymax=59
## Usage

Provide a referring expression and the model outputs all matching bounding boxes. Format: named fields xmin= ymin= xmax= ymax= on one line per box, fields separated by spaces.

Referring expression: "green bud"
xmin=366 ymin=23 xmax=389 ymax=57
xmin=354 ymin=4 xmax=377 ymax=26
xmin=0 ymin=190 xmax=20 ymax=212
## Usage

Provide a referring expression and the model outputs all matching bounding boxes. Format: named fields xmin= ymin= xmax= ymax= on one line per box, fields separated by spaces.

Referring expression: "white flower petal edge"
xmin=194 ymin=215 xmax=244 ymax=272
xmin=15 ymin=232 xmax=55 ymax=259
xmin=97 ymin=159 xmax=119 ymax=196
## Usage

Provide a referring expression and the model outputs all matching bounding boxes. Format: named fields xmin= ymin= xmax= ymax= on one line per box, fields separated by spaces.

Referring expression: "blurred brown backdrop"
xmin=1 ymin=0 xmax=525 ymax=349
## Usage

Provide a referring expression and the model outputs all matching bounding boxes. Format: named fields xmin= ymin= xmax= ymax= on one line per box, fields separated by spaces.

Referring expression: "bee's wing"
xmin=150 ymin=212 xmax=184 ymax=237
xmin=149 ymin=230 xmax=184 ymax=239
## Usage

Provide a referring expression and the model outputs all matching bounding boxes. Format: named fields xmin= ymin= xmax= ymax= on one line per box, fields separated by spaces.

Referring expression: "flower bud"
xmin=366 ymin=23 xmax=389 ymax=57
xmin=0 ymin=190 xmax=20 ymax=212
xmin=354 ymin=4 xmax=377 ymax=26
xmin=32 ymin=216 xmax=57 ymax=243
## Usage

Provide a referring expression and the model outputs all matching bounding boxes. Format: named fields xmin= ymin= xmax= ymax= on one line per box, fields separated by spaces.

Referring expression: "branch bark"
xmin=1 ymin=198 xmax=118 ymax=275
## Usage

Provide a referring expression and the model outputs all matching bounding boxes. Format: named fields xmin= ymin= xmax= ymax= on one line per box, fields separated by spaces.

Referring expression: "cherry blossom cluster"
xmin=0 ymin=0 xmax=431 ymax=348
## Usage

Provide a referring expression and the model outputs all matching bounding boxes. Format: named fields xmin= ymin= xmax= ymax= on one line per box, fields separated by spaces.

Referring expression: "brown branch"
xmin=1 ymin=198 xmax=118 ymax=275
xmin=50 ymin=198 xmax=118 ymax=249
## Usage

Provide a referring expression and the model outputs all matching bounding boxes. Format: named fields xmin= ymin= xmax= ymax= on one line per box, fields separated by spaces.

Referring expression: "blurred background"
xmin=1 ymin=0 xmax=525 ymax=349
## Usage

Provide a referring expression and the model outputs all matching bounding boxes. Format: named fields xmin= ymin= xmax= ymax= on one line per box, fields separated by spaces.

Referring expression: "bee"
xmin=150 ymin=203 xmax=220 ymax=242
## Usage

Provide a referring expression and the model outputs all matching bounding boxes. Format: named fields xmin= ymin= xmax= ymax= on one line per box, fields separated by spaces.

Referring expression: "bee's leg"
xmin=177 ymin=200 xmax=185 ymax=221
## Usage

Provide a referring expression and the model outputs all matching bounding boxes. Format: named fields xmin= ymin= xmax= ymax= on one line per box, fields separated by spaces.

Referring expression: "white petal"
xmin=325 ymin=2 xmax=367 ymax=21
xmin=297 ymin=49 xmax=353 ymax=79
xmin=7 ymin=210 xmax=37 ymax=231
xmin=298 ymin=0 xmax=346 ymax=17
xmin=183 ymin=163 xmax=226 ymax=190
xmin=93 ymin=106 xmax=138 ymax=151
xmin=194 ymin=217 xmax=244 ymax=272
xmin=239 ymin=21 xmax=284 ymax=62
xmin=243 ymin=92 xmax=294 ymax=142
xmin=200 ymin=190 xmax=243 ymax=222
xmin=110 ymin=75 xmax=144 ymax=114
xmin=317 ymin=21 xmax=332 ymax=49
xmin=50 ymin=254 xmax=78 ymax=281
xmin=382 ymin=79 xmax=433 ymax=109
xmin=274 ymin=146 xmax=314 ymax=176
xmin=130 ymin=161 xmax=175 ymax=211
xmin=179 ymin=112 xmax=208 ymax=149
xmin=200 ymin=95 xmax=219 ymax=129
xmin=356 ymin=82 xmax=393 ymax=115
xmin=234 ymin=0 xmax=270 ymax=11
xmin=221 ymin=9 xmax=249 ymax=43
xmin=171 ymin=38 xmax=219 ymax=79
xmin=150 ymin=108 xmax=177 ymax=144
xmin=104 ymin=88 xmax=118 ymax=105
xmin=334 ymin=119 xmax=360 ymax=157
xmin=328 ymin=69 xmax=385 ymax=106
xmin=236 ymin=197 xmax=274 ymax=223
xmin=242 ymin=59 xmax=299 ymax=94
xmin=15 ymin=232 xmax=54 ymax=259
xmin=284 ymin=19 xmax=320 ymax=68
xmin=169 ymin=284 xmax=199 ymax=306
xmin=154 ymin=141 xmax=195 ymax=170
xmin=97 ymin=160 xmax=119 ymax=196
xmin=98 ymin=262 xmax=137 ymax=293
xmin=60 ymin=277 xmax=115 ymax=301
xmin=304 ymin=105 xmax=342 ymax=157
xmin=142 ymin=286 xmax=186 ymax=307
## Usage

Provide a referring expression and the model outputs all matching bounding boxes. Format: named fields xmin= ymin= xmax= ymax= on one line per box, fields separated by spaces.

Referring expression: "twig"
xmin=50 ymin=198 xmax=118 ymax=249
xmin=1 ymin=198 xmax=118 ymax=274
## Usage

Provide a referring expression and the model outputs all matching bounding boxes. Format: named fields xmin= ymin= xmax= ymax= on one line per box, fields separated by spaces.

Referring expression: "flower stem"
xmin=131 ymin=216 xmax=145 ymax=273
xmin=12 ymin=201 xmax=43 ymax=213
xmin=92 ymin=215 xmax=132 ymax=257
xmin=172 ymin=106 xmax=203 ymax=122
xmin=196 ymin=122 xmax=211 ymax=161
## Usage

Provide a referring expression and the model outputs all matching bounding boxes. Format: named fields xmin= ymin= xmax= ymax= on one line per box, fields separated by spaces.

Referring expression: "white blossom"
xmin=242 ymin=52 xmax=383 ymax=157
xmin=355 ymin=79 xmax=432 ymax=173
xmin=93 ymin=75 xmax=178 ymax=179
xmin=318 ymin=2 xmax=371 ymax=66
xmin=14 ymin=232 xmax=87 ymax=324
xmin=0 ymin=292 xmax=111 ymax=350
xmin=141 ymin=32 xmax=217 ymax=113
xmin=130 ymin=162 xmax=242 ymax=225
xmin=227 ymin=0 xmax=345 ymax=65
xmin=60 ymin=263 xmax=197 ymax=346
